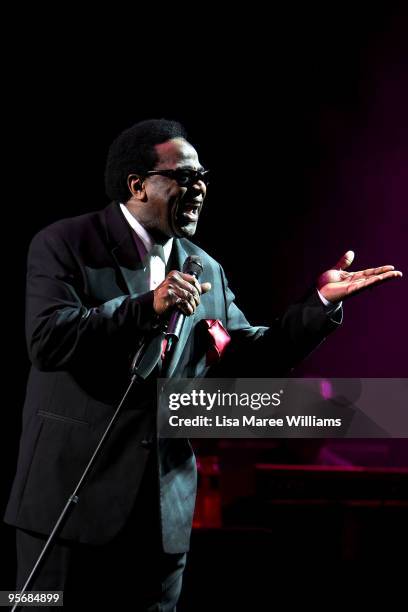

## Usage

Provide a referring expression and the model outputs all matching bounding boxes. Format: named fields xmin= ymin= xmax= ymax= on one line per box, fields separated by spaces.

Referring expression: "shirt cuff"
xmin=316 ymin=288 xmax=342 ymax=313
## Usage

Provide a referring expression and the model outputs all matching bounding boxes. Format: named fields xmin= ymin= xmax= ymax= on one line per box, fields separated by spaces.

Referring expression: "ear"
xmin=127 ymin=174 xmax=146 ymax=199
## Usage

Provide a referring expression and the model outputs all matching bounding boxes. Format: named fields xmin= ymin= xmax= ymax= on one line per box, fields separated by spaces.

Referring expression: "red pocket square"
xmin=204 ymin=319 xmax=231 ymax=364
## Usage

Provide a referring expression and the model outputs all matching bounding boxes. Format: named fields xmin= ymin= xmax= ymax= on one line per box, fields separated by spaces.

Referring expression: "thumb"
xmin=201 ymin=282 xmax=212 ymax=294
xmin=334 ymin=250 xmax=355 ymax=270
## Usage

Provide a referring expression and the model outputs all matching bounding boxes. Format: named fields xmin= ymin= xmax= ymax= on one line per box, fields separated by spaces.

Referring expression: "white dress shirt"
xmin=120 ymin=203 xmax=173 ymax=290
xmin=317 ymin=289 xmax=342 ymax=313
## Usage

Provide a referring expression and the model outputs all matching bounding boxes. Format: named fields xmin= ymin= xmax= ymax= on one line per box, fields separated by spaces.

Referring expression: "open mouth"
xmin=179 ymin=203 xmax=200 ymax=222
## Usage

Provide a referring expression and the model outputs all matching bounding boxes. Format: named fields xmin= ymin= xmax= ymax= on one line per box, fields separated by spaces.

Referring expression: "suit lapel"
xmin=111 ymin=242 xmax=149 ymax=296
xmin=103 ymin=204 xmax=197 ymax=377
xmin=103 ymin=202 xmax=149 ymax=296
xmin=163 ymin=240 xmax=196 ymax=378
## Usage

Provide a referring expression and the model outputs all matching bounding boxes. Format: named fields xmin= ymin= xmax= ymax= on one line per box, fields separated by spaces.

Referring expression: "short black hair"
xmin=104 ymin=118 xmax=188 ymax=202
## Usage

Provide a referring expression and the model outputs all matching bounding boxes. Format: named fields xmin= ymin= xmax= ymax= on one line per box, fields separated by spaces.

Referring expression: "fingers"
xmin=334 ymin=250 xmax=355 ymax=270
xmin=170 ymin=272 xmax=201 ymax=306
xmin=176 ymin=273 xmax=212 ymax=299
xmin=167 ymin=284 xmax=196 ymax=315
xmin=347 ymin=269 xmax=403 ymax=296
xmin=351 ymin=265 xmax=396 ymax=280
xmin=153 ymin=271 xmax=212 ymax=316
xmin=367 ymin=270 xmax=402 ymax=282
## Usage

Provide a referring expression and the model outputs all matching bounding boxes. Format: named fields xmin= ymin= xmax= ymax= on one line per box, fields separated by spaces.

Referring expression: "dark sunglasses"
xmin=145 ymin=168 xmax=210 ymax=187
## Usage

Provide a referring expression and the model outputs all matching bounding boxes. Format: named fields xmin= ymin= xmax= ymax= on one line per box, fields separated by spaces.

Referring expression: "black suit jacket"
xmin=4 ymin=202 xmax=341 ymax=552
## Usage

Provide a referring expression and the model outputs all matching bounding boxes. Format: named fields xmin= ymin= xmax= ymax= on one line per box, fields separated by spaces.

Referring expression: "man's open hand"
xmin=153 ymin=270 xmax=212 ymax=316
xmin=317 ymin=250 xmax=403 ymax=303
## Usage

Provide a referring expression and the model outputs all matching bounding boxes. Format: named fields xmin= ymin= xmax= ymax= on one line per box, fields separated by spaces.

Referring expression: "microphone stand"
xmin=11 ymin=330 xmax=164 ymax=612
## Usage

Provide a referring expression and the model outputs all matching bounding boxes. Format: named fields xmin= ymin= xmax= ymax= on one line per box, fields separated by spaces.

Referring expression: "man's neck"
xmin=119 ymin=203 xmax=173 ymax=261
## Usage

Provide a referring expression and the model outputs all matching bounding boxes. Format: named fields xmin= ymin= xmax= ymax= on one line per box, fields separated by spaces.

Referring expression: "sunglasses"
xmin=144 ymin=168 xmax=210 ymax=187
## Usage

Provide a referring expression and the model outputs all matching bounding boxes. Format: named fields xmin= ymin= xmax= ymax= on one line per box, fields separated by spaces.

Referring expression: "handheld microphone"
xmin=164 ymin=255 xmax=203 ymax=356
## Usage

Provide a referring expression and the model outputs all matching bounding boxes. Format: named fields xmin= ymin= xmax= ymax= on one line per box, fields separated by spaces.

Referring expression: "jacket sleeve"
xmin=216 ymin=264 xmax=342 ymax=376
xmin=26 ymin=228 xmax=159 ymax=372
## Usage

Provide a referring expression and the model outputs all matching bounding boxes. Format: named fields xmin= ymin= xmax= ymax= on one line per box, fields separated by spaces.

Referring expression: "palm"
xmin=317 ymin=251 xmax=402 ymax=303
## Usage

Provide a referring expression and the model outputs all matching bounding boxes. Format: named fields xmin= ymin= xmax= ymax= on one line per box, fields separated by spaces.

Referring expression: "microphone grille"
xmin=183 ymin=255 xmax=203 ymax=278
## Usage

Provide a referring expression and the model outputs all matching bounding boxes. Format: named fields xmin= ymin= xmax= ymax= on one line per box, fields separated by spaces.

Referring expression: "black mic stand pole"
xmin=11 ymin=331 xmax=164 ymax=612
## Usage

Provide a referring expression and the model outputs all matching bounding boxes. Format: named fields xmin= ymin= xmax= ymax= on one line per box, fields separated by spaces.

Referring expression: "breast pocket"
xmin=37 ymin=409 xmax=89 ymax=426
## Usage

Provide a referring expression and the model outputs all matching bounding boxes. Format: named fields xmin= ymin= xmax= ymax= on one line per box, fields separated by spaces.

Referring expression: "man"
xmin=4 ymin=119 xmax=402 ymax=610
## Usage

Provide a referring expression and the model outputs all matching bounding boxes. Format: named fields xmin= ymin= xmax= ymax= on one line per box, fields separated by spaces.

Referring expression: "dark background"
xmin=1 ymin=2 xmax=407 ymax=601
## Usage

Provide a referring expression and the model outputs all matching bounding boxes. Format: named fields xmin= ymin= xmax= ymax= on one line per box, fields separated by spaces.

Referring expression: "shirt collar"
xmin=119 ymin=203 xmax=173 ymax=263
